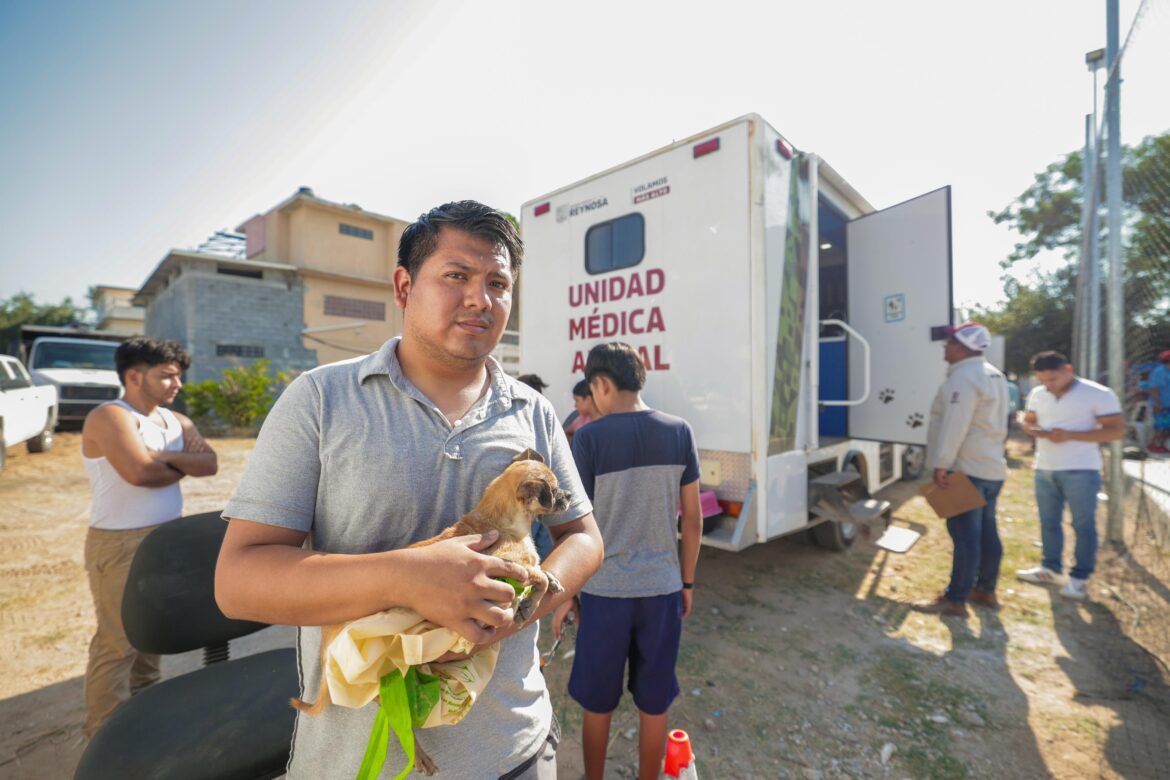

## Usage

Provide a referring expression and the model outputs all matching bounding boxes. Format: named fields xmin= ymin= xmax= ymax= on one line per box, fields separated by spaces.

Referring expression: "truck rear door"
xmin=846 ymin=186 xmax=953 ymax=446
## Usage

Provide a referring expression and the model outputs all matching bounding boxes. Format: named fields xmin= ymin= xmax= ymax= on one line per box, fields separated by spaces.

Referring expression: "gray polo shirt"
xmin=224 ymin=337 xmax=591 ymax=779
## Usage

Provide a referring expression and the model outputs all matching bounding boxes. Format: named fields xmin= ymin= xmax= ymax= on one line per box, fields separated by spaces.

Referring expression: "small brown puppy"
xmin=292 ymin=450 xmax=570 ymax=774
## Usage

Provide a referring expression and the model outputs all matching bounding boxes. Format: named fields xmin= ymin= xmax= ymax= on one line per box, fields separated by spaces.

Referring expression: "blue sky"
xmin=1 ymin=0 xmax=1164 ymax=311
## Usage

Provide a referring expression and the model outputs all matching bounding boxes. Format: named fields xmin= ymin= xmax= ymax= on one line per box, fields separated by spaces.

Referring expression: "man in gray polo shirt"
xmin=215 ymin=201 xmax=602 ymax=779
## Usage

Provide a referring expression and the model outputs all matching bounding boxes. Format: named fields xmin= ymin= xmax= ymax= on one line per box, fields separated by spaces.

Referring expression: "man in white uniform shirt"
xmin=81 ymin=338 xmax=218 ymax=737
xmin=1017 ymin=351 xmax=1123 ymax=600
xmin=916 ymin=322 xmax=1010 ymax=618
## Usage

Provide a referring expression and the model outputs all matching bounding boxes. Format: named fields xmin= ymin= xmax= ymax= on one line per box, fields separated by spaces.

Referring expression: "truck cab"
xmin=26 ymin=336 xmax=123 ymax=424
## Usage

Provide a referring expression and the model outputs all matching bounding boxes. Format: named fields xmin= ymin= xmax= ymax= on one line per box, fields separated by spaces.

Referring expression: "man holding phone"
xmin=1017 ymin=351 xmax=1123 ymax=600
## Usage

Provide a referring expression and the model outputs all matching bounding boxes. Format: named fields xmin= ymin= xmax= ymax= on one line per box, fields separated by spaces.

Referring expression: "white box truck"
xmin=519 ymin=114 xmax=954 ymax=551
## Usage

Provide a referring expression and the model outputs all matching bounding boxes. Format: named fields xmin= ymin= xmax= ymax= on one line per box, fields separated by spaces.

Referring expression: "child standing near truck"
xmin=554 ymin=341 xmax=703 ymax=780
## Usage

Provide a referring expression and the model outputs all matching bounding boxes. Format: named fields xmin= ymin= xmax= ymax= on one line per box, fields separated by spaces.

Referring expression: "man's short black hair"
xmin=516 ymin=373 xmax=547 ymax=393
xmin=115 ymin=338 xmax=191 ymax=384
xmin=1031 ymin=351 xmax=1070 ymax=372
xmin=397 ymin=200 xmax=523 ymax=280
xmin=572 ymin=379 xmax=591 ymax=398
xmin=585 ymin=342 xmax=646 ymax=392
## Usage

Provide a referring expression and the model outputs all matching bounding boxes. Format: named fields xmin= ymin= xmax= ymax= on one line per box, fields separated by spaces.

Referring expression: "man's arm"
xmin=460 ymin=511 xmax=604 ymax=655
xmin=81 ymin=405 xmax=184 ymax=487
xmin=1048 ymin=414 xmax=1125 ymax=444
xmin=215 ymin=518 xmax=534 ymax=644
xmin=537 ymin=512 xmax=603 ymax=614
xmin=156 ymin=413 xmax=218 ymax=477
xmin=678 ymin=479 xmax=702 ymax=617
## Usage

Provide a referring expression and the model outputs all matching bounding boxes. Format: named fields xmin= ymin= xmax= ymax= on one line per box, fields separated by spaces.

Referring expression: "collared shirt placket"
xmin=441 ymin=396 xmax=514 ymax=461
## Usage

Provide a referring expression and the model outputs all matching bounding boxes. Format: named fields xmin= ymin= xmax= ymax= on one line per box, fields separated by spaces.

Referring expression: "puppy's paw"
xmin=544 ymin=569 xmax=564 ymax=594
xmin=514 ymin=592 xmax=537 ymax=625
xmin=415 ymin=742 xmax=439 ymax=776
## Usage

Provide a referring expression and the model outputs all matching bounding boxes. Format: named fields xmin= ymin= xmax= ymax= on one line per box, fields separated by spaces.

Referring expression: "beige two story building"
xmin=237 ymin=186 xmax=407 ymax=366
xmin=92 ymin=285 xmax=145 ymax=334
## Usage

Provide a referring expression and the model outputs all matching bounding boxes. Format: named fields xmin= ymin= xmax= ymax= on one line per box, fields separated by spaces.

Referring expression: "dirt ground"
xmin=1 ymin=433 xmax=1168 ymax=779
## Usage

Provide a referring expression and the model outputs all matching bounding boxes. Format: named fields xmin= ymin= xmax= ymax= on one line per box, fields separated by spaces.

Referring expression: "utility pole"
xmin=1086 ymin=48 xmax=1105 ymax=381
xmin=1075 ymin=113 xmax=1092 ymax=371
xmin=1105 ymin=0 xmax=1125 ymax=542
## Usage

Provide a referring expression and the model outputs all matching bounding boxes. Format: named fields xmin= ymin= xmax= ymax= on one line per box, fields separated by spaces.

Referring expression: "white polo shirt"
xmin=1026 ymin=378 xmax=1121 ymax=471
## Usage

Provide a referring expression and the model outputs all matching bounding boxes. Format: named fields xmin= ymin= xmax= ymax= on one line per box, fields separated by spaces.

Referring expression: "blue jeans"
xmin=944 ymin=476 xmax=1004 ymax=603
xmin=531 ymin=520 xmax=554 ymax=561
xmin=1035 ymin=469 xmax=1101 ymax=580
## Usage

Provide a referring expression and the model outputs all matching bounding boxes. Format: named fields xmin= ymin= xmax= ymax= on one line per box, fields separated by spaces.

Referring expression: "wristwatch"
xmin=682 ymin=582 xmax=695 ymax=590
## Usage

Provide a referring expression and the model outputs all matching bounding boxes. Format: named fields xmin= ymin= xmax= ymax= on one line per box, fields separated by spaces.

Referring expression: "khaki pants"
xmin=84 ymin=525 xmax=163 ymax=738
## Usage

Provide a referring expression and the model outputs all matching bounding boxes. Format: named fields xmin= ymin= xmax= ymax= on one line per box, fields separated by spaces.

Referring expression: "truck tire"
xmin=901 ymin=445 xmax=926 ymax=481
xmin=27 ymin=413 xmax=54 ymax=453
xmin=813 ymin=515 xmax=858 ymax=551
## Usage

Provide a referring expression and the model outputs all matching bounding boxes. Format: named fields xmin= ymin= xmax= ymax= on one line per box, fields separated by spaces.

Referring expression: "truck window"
xmin=585 ymin=213 xmax=644 ymax=275
xmin=1 ymin=361 xmax=30 ymax=389
xmin=31 ymin=342 xmax=118 ymax=371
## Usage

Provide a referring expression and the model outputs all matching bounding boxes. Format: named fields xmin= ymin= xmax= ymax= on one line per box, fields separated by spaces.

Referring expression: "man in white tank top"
xmin=80 ymin=338 xmax=218 ymax=738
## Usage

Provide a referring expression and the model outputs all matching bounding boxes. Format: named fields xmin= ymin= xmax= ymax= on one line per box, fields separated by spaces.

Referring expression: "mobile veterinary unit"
xmin=520 ymin=114 xmax=954 ymax=551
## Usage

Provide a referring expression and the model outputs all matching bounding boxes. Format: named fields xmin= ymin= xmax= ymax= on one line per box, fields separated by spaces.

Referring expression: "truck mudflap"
xmin=700 ymin=483 xmax=757 ymax=552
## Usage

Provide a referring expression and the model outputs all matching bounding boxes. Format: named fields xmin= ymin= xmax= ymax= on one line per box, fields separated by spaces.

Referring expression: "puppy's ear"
xmin=518 ymin=479 xmax=555 ymax=510
xmin=512 ymin=448 xmax=545 ymax=464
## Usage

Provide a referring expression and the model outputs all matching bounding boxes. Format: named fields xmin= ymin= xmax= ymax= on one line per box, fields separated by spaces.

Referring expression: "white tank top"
xmin=83 ymin=400 xmax=185 ymax=530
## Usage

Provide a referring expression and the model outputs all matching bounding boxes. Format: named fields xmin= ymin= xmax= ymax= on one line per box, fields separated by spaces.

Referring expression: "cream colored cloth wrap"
xmin=323 ymin=607 xmax=499 ymax=727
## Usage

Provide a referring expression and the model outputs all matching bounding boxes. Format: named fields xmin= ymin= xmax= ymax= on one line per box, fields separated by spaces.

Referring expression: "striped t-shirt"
xmin=571 ymin=409 xmax=700 ymax=598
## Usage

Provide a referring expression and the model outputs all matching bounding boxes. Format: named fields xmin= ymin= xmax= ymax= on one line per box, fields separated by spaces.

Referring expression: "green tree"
xmin=975 ymin=268 xmax=1075 ymax=375
xmin=976 ymin=130 xmax=1170 ymax=374
xmin=0 ymin=292 xmax=88 ymax=352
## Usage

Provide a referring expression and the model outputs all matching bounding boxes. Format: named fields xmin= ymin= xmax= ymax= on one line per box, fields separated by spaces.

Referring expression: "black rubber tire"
xmin=26 ymin=413 xmax=53 ymax=453
xmin=901 ymin=445 xmax=926 ymax=481
xmin=813 ymin=515 xmax=858 ymax=551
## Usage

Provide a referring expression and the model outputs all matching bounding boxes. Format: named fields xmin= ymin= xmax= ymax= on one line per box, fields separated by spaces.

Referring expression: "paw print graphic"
xmin=879 ymin=388 xmax=895 ymax=404
xmin=907 ymin=412 xmax=924 ymax=429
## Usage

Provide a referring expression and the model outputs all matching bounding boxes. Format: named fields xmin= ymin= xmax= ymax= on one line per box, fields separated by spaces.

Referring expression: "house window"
xmin=585 ymin=213 xmax=645 ymax=274
xmin=217 ymin=266 xmax=263 ymax=279
xmin=323 ymin=295 xmax=386 ymax=321
xmin=216 ymin=344 xmax=265 ymax=358
xmin=339 ymin=223 xmax=374 ymax=241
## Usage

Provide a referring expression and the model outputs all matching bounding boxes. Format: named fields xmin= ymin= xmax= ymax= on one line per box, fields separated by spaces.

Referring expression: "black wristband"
xmin=682 ymin=582 xmax=695 ymax=590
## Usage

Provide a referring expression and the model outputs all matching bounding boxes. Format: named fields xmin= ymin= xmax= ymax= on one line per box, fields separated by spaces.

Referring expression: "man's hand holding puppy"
xmin=402 ymin=529 xmax=529 ymax=645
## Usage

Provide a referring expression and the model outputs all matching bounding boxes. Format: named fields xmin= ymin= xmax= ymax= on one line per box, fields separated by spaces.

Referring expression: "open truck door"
xmin=845 ymin=187 xmax=953 ymax=446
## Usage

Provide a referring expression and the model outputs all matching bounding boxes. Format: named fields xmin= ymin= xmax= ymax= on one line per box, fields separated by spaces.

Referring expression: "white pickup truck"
xmin=0 ymin=354 xmax=58 ymax=474
xmin=25 ymin=336 xmax=122 ymax=423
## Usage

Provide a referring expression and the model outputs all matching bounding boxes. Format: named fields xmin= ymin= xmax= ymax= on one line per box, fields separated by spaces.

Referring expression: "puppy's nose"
xmin=553 ymin=489 xmax=571 ymax=509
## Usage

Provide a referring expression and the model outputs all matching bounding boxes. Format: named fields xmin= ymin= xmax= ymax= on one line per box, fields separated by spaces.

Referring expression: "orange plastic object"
xmin=664 ymin=729 xmax=694 ymax=777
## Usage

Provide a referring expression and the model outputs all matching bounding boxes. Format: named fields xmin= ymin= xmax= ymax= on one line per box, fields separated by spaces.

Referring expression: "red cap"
xmin=664 ymin=729 xmax=694 ymax=777
xmin=1160 ymin=350 xmax=1170 ymax=362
